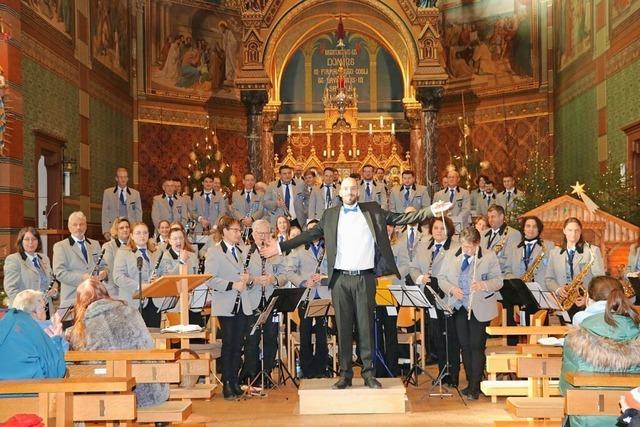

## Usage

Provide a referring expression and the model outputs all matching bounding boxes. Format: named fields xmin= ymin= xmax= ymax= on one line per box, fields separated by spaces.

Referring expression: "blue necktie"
xmin=449 ymin=189 xmax=455 ymax=203
xmin=365 ymin=182 xmax=371 ymax=199
xmin=408 ymin=228 xmax=415 ymax=249
xmin=404 ymin=187 xmax=411 ymax=205
xmin=284 ymin=184 xmax=291 ymax=212
xmin=78 ymin=240 xmax=88 ymax=263
xmin=168 ymin=197 xmax=174 ymax=208
xmin=432 ymin=243 xmax=442 ymax=260
xmin=32 ymin=257 xmax=41 ymax=269
xmin=567 ymin=249 xmax=575 ymax=279
xmin=205 ymin=193 xmax=211 ymax=217
xmin=507 ymin=191 xmax=512 ymax=203
xmin=524 ymin=243 xmax=533 ymax=269
xmin=325 ymin=185 xmax=332 ymax=208
xmin=119 ymin=190 xmax=127 ymax=217
xmin=246 ymin=191 xmax=251 ymax=205
xmin=279 ymin=235 xmax=285 ymax=244
xmin=231 ymin=246 xmax=238 ymax=263
xmin=311 ymin=244 xmax=319 ymax=259
xmin=342 ymin=205 xmax=358 ymax=214
xmin=461 ymin=254 xmax=471 ymax=272
xmin=139 ymin=248 xmax=150 ymax=263
xmin=119 ymin=190 xmax=125 ymax=205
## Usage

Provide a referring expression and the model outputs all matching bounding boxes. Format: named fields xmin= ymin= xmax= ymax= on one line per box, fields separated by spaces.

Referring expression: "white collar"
xmin=434 ymin=240 xmax=446 ymax=246
xmin=72 ymin=235 xmax=86 ymax=243
xmin=25 ymin=252 xmax=38 ymax=262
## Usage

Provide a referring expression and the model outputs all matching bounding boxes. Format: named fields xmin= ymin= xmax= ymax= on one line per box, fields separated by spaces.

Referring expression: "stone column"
xmin=404 ymin=101 xmax=423 ymax=184
xmin=241 ymin=90 xmax=269 ymax=182
xmin=415 ymin=87 xmax=444 ymax=194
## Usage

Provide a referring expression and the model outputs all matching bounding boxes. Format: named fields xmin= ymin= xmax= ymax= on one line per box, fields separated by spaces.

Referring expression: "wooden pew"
xmin=65 ymin=349 xmax=192 ymax=423
xmin=564 ymin=372 xmax=640 ymax=417
xmin=486 ymin=326 xmax=569 ymax=345
xmin=0 ymin=377 xmax=136 ymax=427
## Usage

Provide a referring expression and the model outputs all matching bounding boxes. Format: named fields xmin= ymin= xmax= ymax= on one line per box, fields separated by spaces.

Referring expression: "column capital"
xmin=240 ymin=90 xmax=269 ymax=115
xmin=415 ymin=86 xmax=445 ymax=112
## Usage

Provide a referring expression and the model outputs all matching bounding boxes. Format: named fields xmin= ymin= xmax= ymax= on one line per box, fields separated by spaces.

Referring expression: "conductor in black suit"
xmin=262 ymin=177 xmax=451 ymax=389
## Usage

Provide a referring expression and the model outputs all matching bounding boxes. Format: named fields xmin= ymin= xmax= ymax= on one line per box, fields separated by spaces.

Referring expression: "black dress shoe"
xmin=223 ymin=382 xmax=238 ymax=400
xmin=467 ymin=392 xmax=480 ymax=401
xmin=231 ymin=382 xmax=244 ymax=396
xmin=364 ymin=377 xmax=382 ymax=389
xmin=332 ymin=377 xmax=352 ymax=389
xmin=460 ymin=387 xmax=470 ymax=396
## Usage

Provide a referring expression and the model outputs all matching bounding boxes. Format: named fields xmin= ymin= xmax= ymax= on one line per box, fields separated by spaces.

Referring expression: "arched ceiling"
xmin=262 ymin=0 xmax=420 ymax=103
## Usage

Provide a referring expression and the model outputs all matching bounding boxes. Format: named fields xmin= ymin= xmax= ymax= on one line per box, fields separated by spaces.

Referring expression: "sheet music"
xmin=525 ymin=282 xmax=562 ymax=310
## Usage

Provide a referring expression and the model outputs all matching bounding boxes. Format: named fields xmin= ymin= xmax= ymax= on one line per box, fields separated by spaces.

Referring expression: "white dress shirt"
xmin=334 ymin=204 xmax=375 ymax=270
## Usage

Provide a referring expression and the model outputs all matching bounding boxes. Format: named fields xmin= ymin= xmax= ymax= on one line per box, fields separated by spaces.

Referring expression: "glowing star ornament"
xmin=570 ymin=181 xmax=599 ymax=214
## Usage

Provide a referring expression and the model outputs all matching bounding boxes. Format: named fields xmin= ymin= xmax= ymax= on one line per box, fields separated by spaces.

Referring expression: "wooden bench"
xmin=564 ymin=372 xmax=640 ymax=417
xmin=65 ymin=349 xmax=195 ymax=423
xmin=493 ymin=419 xmax=562 ymax=426
xmin=486 ymin=326 xmax=569 ymax=345
xmin=0 ymin=377 xmax=136 ymax=427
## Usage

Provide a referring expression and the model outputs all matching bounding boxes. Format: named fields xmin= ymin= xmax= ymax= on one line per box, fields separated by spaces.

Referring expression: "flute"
xmin=467 ymin=246 xmax=479 ymax=321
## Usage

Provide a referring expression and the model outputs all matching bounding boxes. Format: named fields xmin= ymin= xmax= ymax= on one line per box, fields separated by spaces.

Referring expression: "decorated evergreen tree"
xmin=187 ymin=118 xmax=232 ymax=194
xmin=510 ymin=144 xmax=561 ymax=225
xmin=593 ymin=157 xmax=640 ymax=225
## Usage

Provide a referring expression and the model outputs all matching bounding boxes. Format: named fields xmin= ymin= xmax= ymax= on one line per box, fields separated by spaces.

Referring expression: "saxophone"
xmin=560 ymin=245 xmax=595 ymax=311
xmin=521 ymin=246 xmax=546 ymax=283
xmin=618 ymin=264 xmax=636 ymax=299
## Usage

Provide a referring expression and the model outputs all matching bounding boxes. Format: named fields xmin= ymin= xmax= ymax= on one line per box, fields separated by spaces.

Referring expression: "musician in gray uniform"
xmin=113 ymin=222 xmax=162 ymax=326
xmin=432 ymin=170 xmax=471 ymax=231
xmin=102 ymin=217 xmax=131 ymax=297
xmin=544 ymin=217 xmax=605 ymax=314
xmin=53 ymin=211 xmax=106 ymax=306
xmin=101 ymin=168 xmax=142 ymax=239
xmin=388 ymin=170 xmax=431 ymax=213
xmin=496 ymin=175 xmax=523 ymax=214
xmin=437 ymin=227 xmax=503 ymax=400
xmin=410 ymin=216 xmax=460 ymax=387
xmin=204 ymin=216 xmax=259 ymax=400
xmin=190 ymin=174 xmax=228 ymax=235
xmin=264 ymin=165 xmax=307 ymax=229
xmin=476 ymin=180 xmax=497 ymax=217
xmin=470 ymin=175 xmax=488 ymax=214
xmin=480 ymin=204 xmax=522 ymax=273
xmin=4 ymin=227 xmax=57 ymax=312
xmin=359 ymin=164 xmax=387 ymax=208
xmin=240 ymin=219 xmax=288 ymax=386
xmin=285 ymin=220 xmax=331 ymax=378
xmin=229 ymin=173 xmax=265 ymax=240
xmin=308 ymin=167 xmax=341 ymax=222
xmin=151 ymin=178 xmax=190 ymax=229
xmin=504 ymin=216 xmax=554 ymax=284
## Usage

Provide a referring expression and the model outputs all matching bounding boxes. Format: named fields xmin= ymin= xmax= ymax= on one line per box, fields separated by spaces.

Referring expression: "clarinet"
xmin=258 ymin=252 xmax=268 ymax=312
xmin=152 ymin=250 xmax=164 ymax=278
xmin=299 ymin=245 xmax=325 ymax=316
xmin=231 ymin=245 xmax=255 ymax=315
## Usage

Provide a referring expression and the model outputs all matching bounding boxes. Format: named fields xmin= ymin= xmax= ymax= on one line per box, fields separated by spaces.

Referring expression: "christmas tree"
xmin=510 ymin=143 xmax=561 ymax=225
xmin=593 ymin=157 xmax=640 ymax=225
xmin=187 ymin=118 xmax=232 ymax=194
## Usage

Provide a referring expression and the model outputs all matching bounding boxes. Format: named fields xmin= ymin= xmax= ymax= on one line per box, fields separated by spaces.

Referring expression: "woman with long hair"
xmin=102 ymin=217 xmax=131 ymax=297
xmin=155 ymin=220 xmax=171 ymax=251
xmin=545 ymin=217 xmax=605 ymax=314
xmin=3 ymin=227 xmax=57 ymax=312
xmin=113 ymin=222 xmax=161 ymax=326
xmin=274 ymin=215 xmax=291 ymax=244
xmin=560 ymin=276 xmax=640 ymax=427
xmin=67 ymin=278 xmax=169 ymax=407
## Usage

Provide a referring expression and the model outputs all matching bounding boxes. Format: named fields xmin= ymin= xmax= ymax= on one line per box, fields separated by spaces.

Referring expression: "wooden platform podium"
xmin=134 ymin=266 xmax=211 ymax=348
xmin=298 ymin=378 xmax=407 ymax=415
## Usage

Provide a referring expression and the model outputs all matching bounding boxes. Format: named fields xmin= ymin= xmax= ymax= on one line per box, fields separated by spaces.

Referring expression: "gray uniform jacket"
xmin=285 ymin=243 xmax=331 ymax=300
xmin=101 ymin=186 xmax=142 ymax=234
xmin=388 ymin=184 xmax=431 ymax=213
xmin=480 ymin=224 xmax=522 ymax=274
xmin=151 ymin=194 xmax=190 ymax=228
xmin=359 ymin=180 xmax=388 ymax=209
xmin=264 ymin=180 xmax=307 ymax=226
xmin=53 ymin=236 xmax=104 ymax=305
xmin=503 ymin=238 xmax=555 ymax=284
xmin=102 ymin=239 xmax=128 ymax=297
xmin=308 ymin=184 xmax=342 ymax=222
xmin=496 ymin=189 xmax=523 ymax=213
xmin=113 ymin=246 xmax=162 ymax=306
xmin=432 ymin=187 xmax=471 ymax=231
xmin=229 ymin=189 xmax=265 ymax=222
xmin=3 ymin=252 xmax=54 ymax=305
xmin=544 ymin=244 xmax=605 ymax=293
xmin=189 ymin=190 xmax=228 ymax=234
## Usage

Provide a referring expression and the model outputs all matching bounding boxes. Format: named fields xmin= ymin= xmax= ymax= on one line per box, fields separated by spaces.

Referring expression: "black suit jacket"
xmin=280 ymin=202 xmax=435 ymax=288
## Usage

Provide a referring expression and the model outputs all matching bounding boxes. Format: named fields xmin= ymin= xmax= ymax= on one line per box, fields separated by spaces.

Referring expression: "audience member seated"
xmin=560 ymin=276 xmax=640 ymax=427
xmin=573 ymin=275 xmax=617 ymax=326
xmin=11 ymin=289 xmax=69 ymax=351
xmin=66 ymin=278 xmax=169 ymax=407
xmin=0 ymin=307 xmax=66 ymax=379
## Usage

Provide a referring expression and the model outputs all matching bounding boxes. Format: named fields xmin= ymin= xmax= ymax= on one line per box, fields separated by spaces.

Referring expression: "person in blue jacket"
xmin=0 ymin=308 xmax=66 ymax=379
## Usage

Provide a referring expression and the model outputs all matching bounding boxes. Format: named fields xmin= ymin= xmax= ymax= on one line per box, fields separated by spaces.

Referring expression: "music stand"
xmin=304 ymin=298 xmax=334 ymax=317
xmin=189 ymin=286 xmax=211 ymax=312
xmin=388 ymin=284 xmax=431 ymax=387
xmin=423 ymin=285 xmax=466 ymax=405
xmin=375 ymin=278 xmax=397 ymax=378
xmin=156 ymin=297 xmax=178 ymax=313
xmin=525 ymin=282 xmax=563 ymax=311
xmin=269 ymin=288 xmax=305 ymax=388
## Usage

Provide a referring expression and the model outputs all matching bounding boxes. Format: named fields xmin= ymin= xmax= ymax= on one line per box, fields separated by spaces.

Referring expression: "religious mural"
xmin=441 ymin=0 xmax=538 ymax=93
xmin=280 ymin=32 xmax=403 ymax=114
xmin=146 ymin=0 xmax=242 ymax=99
xmin=91 ymin=0 xmax=130 ymax=81
xmin=22 ymin=0 xmax=74 ymax=38
xmin=557 ymin=0 xmax=593 ymax=71
xmin=609 ymin=0 xmax=640 ymax=32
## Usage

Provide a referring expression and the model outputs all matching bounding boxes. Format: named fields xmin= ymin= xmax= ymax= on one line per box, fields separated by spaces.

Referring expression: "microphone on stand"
xmin=136 ymin=256 xmax=144 ymax=314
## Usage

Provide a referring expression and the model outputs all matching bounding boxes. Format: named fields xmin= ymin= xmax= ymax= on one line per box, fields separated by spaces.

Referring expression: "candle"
xmin=369 ymin=123 xmax=373 ymax=134
xmin=323 ymin=150 xmax=327 ymax=157
xmin=349 ymin=150 xmax=352 ymax=156
xmin=331 ymin=150 xmax=335 ymax=156
xmin=287 ymin=124 xmax=292 ymax=136
xmin=391 ymin=122 xmax=395 ymax=135
xmin=310 ymin=124 xmax=314 ymax=136
xmin=357 ymin=149 xmax=360 ymax=156
xmin=379 ymin=115 xmax=384 ymax=127
xmin=298 ymin=116 xmax=302 ymax=129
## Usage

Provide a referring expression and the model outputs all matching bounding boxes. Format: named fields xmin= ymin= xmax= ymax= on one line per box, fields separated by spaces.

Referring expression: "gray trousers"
xmin=331 ymin=270 xmax=376 ymax=380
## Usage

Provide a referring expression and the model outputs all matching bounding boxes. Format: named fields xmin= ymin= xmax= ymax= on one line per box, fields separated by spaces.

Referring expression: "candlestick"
xmin=287 ymin=125 xmax=292 ymax=136
xmin=369 ymin=123 xmax=373 ymax=134
xmin=298 ymin=116 xmax=302 ymax=129
xmin=391 ymin=122 xmax=395 ymax=135
xmin=379 ymin=115 xmax=384 ymax=127
xmin=310 ymin=124 xmax=314 ymax=136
